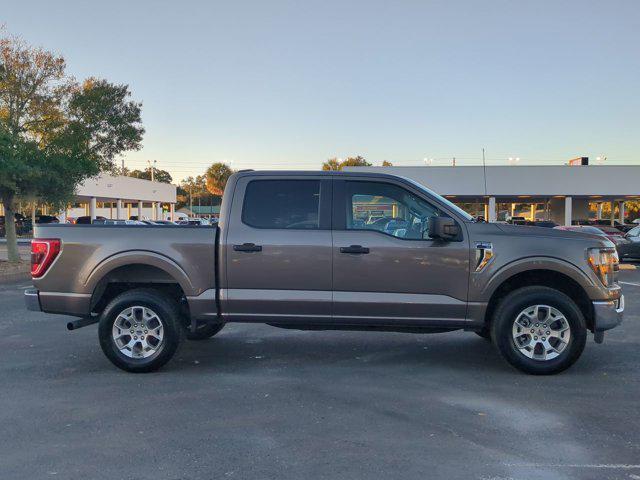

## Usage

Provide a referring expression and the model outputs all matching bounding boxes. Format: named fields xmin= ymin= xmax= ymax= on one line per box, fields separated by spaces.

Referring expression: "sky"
xmin=2 ymin=0 xmax=639 ymax=182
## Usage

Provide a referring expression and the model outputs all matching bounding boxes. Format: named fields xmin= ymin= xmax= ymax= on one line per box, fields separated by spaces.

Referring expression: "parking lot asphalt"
xmin=1 ymin=271 xmax=639 ymax=480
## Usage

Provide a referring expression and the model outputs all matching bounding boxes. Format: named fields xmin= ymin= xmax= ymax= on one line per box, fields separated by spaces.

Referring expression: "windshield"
xmin=400 ymin=176 xmax=475 ymax=221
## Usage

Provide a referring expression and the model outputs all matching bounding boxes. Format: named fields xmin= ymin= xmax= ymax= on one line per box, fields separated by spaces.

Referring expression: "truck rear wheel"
xmin=491 ymin=286 xmax=587 ymax=375
xmin=98 ymin=289 xmax=184 ymax=373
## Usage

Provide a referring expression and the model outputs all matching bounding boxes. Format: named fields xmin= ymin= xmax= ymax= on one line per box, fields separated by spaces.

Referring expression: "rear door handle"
xmin=233 ymin=243 xmax=262 ymax=252
xmin=340 ymin=245 xmax=370 ymax=254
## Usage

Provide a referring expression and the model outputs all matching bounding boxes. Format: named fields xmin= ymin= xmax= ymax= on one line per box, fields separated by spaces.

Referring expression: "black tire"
xmin=490 ymin=286 xmax=587 ymax=375
xmin=98 ymin=289 xmax=184 ymax=373
xmin=186 ymin=322 xmax=225 ymax=341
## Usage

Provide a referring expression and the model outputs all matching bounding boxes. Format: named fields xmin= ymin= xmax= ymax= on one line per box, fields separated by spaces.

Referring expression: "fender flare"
xmin=84 ymin=250 xmax=196 ymax=298
xmin=479 ymin=256 xmax=596 ymax=302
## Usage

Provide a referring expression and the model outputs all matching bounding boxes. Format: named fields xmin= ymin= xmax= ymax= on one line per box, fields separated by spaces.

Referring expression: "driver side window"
xmin=345 ymin=181 xmax=443 ymax=239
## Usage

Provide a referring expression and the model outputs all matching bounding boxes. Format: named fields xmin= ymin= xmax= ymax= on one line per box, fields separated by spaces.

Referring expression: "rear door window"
xmin=242 ymin=180 xmax=321 ymax=229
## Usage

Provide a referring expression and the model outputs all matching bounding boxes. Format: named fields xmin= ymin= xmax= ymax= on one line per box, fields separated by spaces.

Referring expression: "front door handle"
xmin=340 ymin=245 xmax=370 ymax=254
xmin=233 ymin=243 xmax=262 ymax=252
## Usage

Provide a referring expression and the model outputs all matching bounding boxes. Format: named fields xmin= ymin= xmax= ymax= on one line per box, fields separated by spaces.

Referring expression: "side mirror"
xmin=427 ymin=216 xmax=460 ymax=241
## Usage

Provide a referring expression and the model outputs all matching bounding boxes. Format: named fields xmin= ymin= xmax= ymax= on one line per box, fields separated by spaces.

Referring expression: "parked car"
xmin=0 ymin=213 xmax=29 ymax=237
xmin=590 ymin=219 xmax=635 ymax=233
xmin=26 ymin=171 xmax=623 ymax=375
xmin=96 ymin=219 xmax=146 ymax=225
xmin=75 ymin=216 xmax=107 ymax=224
xmin=555 ymin=225 xmax=633 ymax=259
xmin=35 ymin=215 xmax=60 ymax=224
xmin=620 ymin=225 xmax=640 ymax=261
xmin=525 ymin=220 xmax=557 ymax=228
xmin=149 ymin=220 xmax=177 ymax=225
xmin=177 ymin=218 xmax=210 ymax=226
xmin=506 ymin=215 xmax=528 ymax=225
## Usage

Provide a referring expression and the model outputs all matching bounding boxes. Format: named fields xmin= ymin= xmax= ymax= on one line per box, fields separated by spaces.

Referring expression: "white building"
xmin=65 ymin=174 xmax=177 ymax=221
xmin=345 ymin=165 xmax=640 ymax=225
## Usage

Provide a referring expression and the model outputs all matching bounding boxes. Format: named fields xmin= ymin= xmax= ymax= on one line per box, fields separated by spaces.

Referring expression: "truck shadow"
xmin=165 ymin=326 xmax=612 ymax=376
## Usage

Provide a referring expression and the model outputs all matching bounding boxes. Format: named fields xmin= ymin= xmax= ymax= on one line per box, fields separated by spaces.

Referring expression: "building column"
xmin=610 ymin=201 xmax=615 ymax=226
xmin=151 ymin=202 xmax=157 ymax=220
xmin=488 ymin=197 xmax=497 ymax=223
xmin=127 ymin=203 xmax=131 ymax=220
xmin=137 ymin=201 xmax=143 ymax=220
xmin=564 ymin=197 xmax=572 ymax=226
xmin=116 ymin=199 xmax=123 ymax=220
xmin=596 ymin=203 xmax=603 ymax=220
xmin=156 ymin=203 xmax=163 ymax=220
xmin=169 ymin=203 xmax=175 ymax=222
xmin=89 ymin=197 xmax=97 ymax=222
xmin=530 ymin=204 xmax=536 ymax=221
xmin=619 ymin=201 xmax=625 ymax=224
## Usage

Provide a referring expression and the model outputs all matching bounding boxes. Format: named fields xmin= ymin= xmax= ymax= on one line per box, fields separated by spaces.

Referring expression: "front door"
xmin=223 ymin=176 xmax=333 ymax=323
xmin=332 ymin=178 xmax=470 ymax=326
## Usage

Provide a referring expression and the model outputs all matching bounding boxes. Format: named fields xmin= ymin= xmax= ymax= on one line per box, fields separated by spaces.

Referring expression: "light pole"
xmin=147 ymin=160 xmax=157 ymax=182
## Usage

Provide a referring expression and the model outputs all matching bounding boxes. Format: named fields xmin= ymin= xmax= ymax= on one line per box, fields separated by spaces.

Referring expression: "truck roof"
xmin=233 ymin=170 xmax=409 ymax=180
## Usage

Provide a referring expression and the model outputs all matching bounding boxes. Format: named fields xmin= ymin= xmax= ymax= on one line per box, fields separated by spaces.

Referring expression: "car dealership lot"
xmin=0 ymin=270 xmax=639 ymax=480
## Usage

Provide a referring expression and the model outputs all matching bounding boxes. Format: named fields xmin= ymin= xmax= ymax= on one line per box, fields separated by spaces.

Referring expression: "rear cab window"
xmin=242 ymin=180 xmax=321 ymax=230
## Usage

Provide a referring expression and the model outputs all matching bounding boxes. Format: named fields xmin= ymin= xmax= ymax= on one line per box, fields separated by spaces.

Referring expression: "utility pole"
xmin=147 ymin=160 xmax=157 ymax=182
xmin=453 ymin=157 xmax=456 ymax=167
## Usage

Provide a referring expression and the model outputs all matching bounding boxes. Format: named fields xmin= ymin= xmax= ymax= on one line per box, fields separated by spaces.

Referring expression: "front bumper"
xmin=24 ymin=288 xmax=41 ymax=312
xmin=593 ymin=295 xmax=624 ymax=332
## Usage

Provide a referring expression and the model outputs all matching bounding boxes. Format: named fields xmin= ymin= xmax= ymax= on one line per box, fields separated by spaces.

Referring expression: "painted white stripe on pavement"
xmin=620 ymin=281 xmax=640 ymax=287
xmin=503 ymin=464 xmax=640 ymax=470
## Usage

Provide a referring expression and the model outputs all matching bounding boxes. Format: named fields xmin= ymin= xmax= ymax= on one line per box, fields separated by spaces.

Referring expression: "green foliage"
xmin=322 ymin=156 xmax=371 ymax=171
xmin=0 ymin=33 xmax=144 ymax=261
xmin=129 ymin=167 xmax=173 ymax=184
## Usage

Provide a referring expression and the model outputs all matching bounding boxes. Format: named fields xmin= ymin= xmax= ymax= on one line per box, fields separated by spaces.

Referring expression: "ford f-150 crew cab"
xmin=25 ymin=171 xmax=624 ymax=374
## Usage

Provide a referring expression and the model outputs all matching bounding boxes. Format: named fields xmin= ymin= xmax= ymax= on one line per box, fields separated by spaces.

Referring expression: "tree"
xmin=322 ymin=157 xmax=341 ymax=171
xmin=129 ymin=167 xmax=172 ymax=184
xmin=321 ymin=156 xmax=371 ymax=171
xmin=0 ymin=33 xmax=144 ymax=262
xmin=382 ymin=160 xmax=393 ymax=166
xmin=205 ymin=162 xmax=234 ymax=196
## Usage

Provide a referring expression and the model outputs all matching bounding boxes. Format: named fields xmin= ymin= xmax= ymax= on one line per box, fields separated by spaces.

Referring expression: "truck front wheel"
xmin=491 ymin=286 xmax=587 ymax=375
xmin=98 ymin=289 xmax=184 ymax=373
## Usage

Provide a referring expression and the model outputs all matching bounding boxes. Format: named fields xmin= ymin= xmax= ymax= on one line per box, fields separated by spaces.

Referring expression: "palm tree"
xmin=205 ymin=162 xmax=234 ymax=196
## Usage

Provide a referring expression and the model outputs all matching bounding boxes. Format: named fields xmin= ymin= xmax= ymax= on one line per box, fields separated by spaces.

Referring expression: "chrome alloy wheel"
xmin=112 ymin=306 xmax=164 ymax=359
xmin=511 ymin=305 xmax=571 ymax=361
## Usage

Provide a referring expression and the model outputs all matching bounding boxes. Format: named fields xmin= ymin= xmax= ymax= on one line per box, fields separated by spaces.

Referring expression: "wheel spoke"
xmin=512 ymin=304 xmax=571 ymax=361
xmin=112 ymin=306 xmax=164 ymax=359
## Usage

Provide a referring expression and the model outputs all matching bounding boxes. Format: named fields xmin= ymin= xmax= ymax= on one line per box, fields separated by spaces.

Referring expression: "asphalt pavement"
xmin=1 ymin=271 xmax=639 ymax=480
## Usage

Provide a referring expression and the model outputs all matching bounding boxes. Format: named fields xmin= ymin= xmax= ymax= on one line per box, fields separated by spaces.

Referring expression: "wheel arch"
xmin=483 ymin=266 xmax=595 ymax=331
xmin=87 ymin=252 xmax=195 ymax=319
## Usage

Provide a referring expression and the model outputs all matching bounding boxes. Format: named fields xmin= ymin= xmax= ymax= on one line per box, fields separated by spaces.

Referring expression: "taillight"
xmin=31 ymin=239 xmax=61 ymax=278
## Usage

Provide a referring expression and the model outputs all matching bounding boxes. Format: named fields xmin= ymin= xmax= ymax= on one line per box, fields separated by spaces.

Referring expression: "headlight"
xmin=587 ymin=247 xmax=619 ymax=287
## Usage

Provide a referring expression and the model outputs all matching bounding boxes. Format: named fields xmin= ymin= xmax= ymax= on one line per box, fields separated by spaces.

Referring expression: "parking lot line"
xmin=620 ymin=281 xmax=640 ymax=287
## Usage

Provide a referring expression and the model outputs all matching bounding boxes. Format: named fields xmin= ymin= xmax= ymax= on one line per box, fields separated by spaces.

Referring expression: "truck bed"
xmin=32 ymin=224 xmax=218 ymax=318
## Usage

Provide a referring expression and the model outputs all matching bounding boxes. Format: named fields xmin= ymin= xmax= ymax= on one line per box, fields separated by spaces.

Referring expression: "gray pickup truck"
xmin=25 ymin=170 xmax=624 ymax=374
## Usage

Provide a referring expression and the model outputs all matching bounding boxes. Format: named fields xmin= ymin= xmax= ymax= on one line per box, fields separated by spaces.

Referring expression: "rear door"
xmin=332 ymin=177 xmax=470 ymax=326
xmin=223 ymin=175 xmax=333 ymax=323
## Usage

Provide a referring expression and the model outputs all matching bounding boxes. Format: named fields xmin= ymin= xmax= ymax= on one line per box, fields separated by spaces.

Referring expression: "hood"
xmin=493 ymin=223 xmax=610 ymax=243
